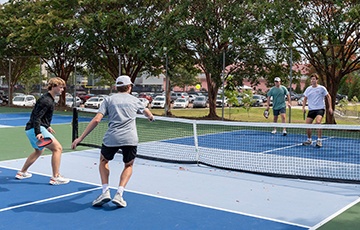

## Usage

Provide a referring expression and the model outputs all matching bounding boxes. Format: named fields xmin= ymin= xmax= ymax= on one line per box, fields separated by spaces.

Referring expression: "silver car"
xmin=192 ymin=96 xmax=207 ymax=108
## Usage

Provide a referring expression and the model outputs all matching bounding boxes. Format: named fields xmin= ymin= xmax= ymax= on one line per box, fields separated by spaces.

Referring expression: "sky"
xmin=0 ymin=0 xmax=8 ymax=4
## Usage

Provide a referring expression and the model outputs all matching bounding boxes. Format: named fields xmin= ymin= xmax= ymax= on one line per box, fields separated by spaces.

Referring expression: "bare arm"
xmin=143 ymin=108 xmax=155 ymax=122
xmin=302 ymin=97 xmax=307 ymax=113
xmin=326 ymin=94 xmax=333 ymax=115
xmin=71 ymin=113 xmax=103 ymax=149
xmin=287 ymin=94 xmax=291 ymax=108
xmin=266 ymin=96 xmax=270 ymax=110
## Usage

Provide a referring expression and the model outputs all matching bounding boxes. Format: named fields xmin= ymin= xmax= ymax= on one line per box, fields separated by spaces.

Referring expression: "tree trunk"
xmin=205 ymin=72 xmax=219 ymax=118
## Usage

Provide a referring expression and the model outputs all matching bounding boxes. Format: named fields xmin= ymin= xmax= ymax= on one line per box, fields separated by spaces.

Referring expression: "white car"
xmin=66 ymin=96 xmax=81 ymax=107
xmin=173 ymin=98 xmax=189 ymax=109
xmin=84 ymin=97 xmax=105 ymax=108
xmin=138 ymin=98 xmax=149 ymax=108
xmin=151 ymin=96 xmax=166 ymax=109
xmin=216 ymin=95 xmax=228 ymax=107
xmin=12 ymin=95 xmax=36 ymax=106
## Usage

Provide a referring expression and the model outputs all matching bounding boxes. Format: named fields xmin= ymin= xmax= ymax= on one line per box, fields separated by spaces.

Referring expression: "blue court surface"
xmin=163 ymin=130 xmax=360 ymax=164
xmin=0 ymin=113 xmax=92 ymax=127
xmin=1 ymin=149 xmax=360 ymax=229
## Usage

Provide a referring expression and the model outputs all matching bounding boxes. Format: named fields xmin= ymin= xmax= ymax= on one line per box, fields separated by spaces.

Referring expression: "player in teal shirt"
xmin=266 ymin=77 xmax=291 ymax=135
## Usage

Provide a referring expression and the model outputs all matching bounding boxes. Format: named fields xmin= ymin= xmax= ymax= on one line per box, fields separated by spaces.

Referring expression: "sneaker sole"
xmin=15 ymin=174 xmax=32 ymax=180
xmin=49 ymin=180 xmax=70 ymax=185
xmin=112 ymin=199 xmax=127 ymax=207
xmin=93 ymin=198 xmax=111 ymax=207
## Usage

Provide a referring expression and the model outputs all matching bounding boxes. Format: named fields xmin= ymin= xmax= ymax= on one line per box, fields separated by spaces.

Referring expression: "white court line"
xmin=0 ymin=162 xmax=309 ymax=229
xmin=0 ymin=117 xmax=29 ymax=121
xmin=0 ymin=187 xmax=99 ymax=213
xmin=125 ymin=188 xmax=311 ymax=229
xmin=309 ymin=197 xmax=360 ymax=230
xmin=260 ymin=137 xmax=335 ymax=154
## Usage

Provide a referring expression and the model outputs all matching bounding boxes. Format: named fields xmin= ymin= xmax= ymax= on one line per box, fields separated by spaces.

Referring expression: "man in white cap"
xmin=71 ymin=75 xmax=154 ymax=207
xmin=266 ymin=77 xmax=291 ymax=135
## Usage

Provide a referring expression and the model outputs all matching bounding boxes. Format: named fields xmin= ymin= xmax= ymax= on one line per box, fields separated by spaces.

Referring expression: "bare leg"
xmin=273 ymin=115 xmax=278 ymax=131
xmin=306 ymin=117 xmax=314 ymax=138
xmin=20 ymin=148 xmax=46 ymax=172
xmin=280 ymin=113 xmax=286 ymax=131
xmin=119 ymin=159 xmax=134 ymax=188
xmin=99 ymin=154 xmax=110 ymax=185
xmin=46 ymin=138 xmax=63 ymax=177
xmin=315 ymin=115 xmax=323 ymax=139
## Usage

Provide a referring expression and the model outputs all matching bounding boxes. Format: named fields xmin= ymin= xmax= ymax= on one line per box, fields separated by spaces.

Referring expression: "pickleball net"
xmin=73 ymin=108 xmax=360 ymax=183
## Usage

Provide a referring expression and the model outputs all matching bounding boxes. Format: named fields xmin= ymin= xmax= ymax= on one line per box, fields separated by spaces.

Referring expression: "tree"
xmin=240 ymin=89 xmax=255 ymax=117
xmin=264 ymin=1 xmax=360 ymax=123
xmin=223 ymin=76 xmax=239 ymax=119
xmin=169 ymin=62 xmax=201 ymax=92
xmin=79 ymin=0 xmax=166 ymax=84
xmin=0 ymin=1 xmax=39 ymax=104
xmin=16 ymin=0 xmax=84 ymax=106
xmin=165 ymin=0 xmax=266 ymax=118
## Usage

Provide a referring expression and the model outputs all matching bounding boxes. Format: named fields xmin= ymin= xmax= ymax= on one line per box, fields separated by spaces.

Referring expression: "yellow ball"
xmin=196 ymin=84 xmax=201 ymax=89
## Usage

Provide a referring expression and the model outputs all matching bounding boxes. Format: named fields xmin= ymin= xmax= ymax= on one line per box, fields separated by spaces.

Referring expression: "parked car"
xmin=285 ymin=92 xmax=301 ymax=101
xmin=173 ymin=98 xmax=189 ymax=109
xmin=84 ymin=96 xmax=104 ymax=108
xmin=188 ymin=94 xmax=196 ymax=103
xmin=170 ymin=92 xmax=189 ymax=103
xmin=337 ymin=93 xmax=348 ymax=101
xmin=79 ymin=93 xmax=96 ymax=103
xmin=252 ymin=95 xmax=263 ymax=107
xmin=138 ymin=93 xmax=153 ymax=103
xmin=151 ymin=96 xmax=166 ymax=109
xmin=260 ymin=95 xmax=267 ymax=103
xmin=297 ymin=96 xmax=308 ymax=106
xmin=12 ymin=95 xmax=36 ymax=106
xmin=138 ymin=98 xmax=149 ymax=108
xmin=216 ymin=95 xmax=228 ymax=107
xmin=66 ymin=96 xmax=81 ymax=107
xmin=192 ymin=96 xmax=207 ymax=108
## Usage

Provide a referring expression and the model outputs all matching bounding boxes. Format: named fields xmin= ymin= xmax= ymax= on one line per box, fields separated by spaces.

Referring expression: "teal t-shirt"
xmin=267 ymin=86 xmax=289 ymax=110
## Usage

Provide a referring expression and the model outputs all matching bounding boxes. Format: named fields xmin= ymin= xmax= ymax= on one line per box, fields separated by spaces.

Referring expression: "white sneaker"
xmin=92 ymin=189 xmax=111 ymax=206
xmin=112 ymin=192 xmax=127 ymax=207
xmin=271 ymin=129 xmax=277 ymax=134
xmin=15 ymin=171 xmax=32 ymax=179
xmin=49 ymin=175 xmax=70 ymax=185
xmin=282 ymin=130 xmax=287 ymax=136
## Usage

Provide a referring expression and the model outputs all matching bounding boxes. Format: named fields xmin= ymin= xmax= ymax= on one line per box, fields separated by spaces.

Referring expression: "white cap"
xmin=115 ymin=75 xmax=133 ymax=87
xmin=274 ymin=77 xmax=281 ymax=82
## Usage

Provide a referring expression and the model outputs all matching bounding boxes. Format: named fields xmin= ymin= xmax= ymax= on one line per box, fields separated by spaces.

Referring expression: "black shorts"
xmin=307 ymin=109 xmax=325 ymax=120
xmin=101 ymin=144 xmax=137 ymax=163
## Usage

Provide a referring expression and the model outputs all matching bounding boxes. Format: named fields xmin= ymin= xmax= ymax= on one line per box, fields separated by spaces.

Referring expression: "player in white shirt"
xmin=302 ymin=73 xmax=333 ymax=147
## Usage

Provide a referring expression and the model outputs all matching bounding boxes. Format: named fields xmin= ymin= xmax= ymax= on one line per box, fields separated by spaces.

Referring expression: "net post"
xmin=72 ymin=107 xmax=78 ymax=142
xmin=193 ymin=120 xmax=199 ymax=165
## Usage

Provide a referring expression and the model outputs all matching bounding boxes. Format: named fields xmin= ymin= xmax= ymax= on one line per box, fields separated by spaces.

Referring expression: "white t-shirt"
xmin=97 ymin=93 xmax=145 ymax=147
xmin=304 ymin=85 xmax=329 ymax=111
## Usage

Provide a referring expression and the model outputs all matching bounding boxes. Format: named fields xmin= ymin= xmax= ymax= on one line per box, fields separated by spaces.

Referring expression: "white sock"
xmin=117 ymin=186 xmax=124 ymax=196
xmin=102 ymin=184 xmax=109 ymax=193
xmin=308 ymin=138 xmax=312 ymax=141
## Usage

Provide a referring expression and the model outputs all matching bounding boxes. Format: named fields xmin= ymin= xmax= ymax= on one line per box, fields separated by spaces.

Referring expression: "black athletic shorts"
xmin=307 ymin=109 xmax=325 ymax=120
xmin=101 ymin=144 xmax=137 ymax=163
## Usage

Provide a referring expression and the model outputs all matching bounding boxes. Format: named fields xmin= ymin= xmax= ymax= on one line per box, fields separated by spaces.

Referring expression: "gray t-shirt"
xmin=97 ymin=93 xmax=145 ymax=147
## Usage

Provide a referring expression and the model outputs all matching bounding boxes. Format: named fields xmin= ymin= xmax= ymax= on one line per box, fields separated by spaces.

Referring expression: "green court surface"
xmin=317 ymin=201 xmax=360 ymax=230
xmin=0 ymin=107 xmax=92 ymax=161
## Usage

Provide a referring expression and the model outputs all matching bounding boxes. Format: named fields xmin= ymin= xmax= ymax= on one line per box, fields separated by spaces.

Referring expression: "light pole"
xmin=164 ymin=47 xmax=169 ymax=117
